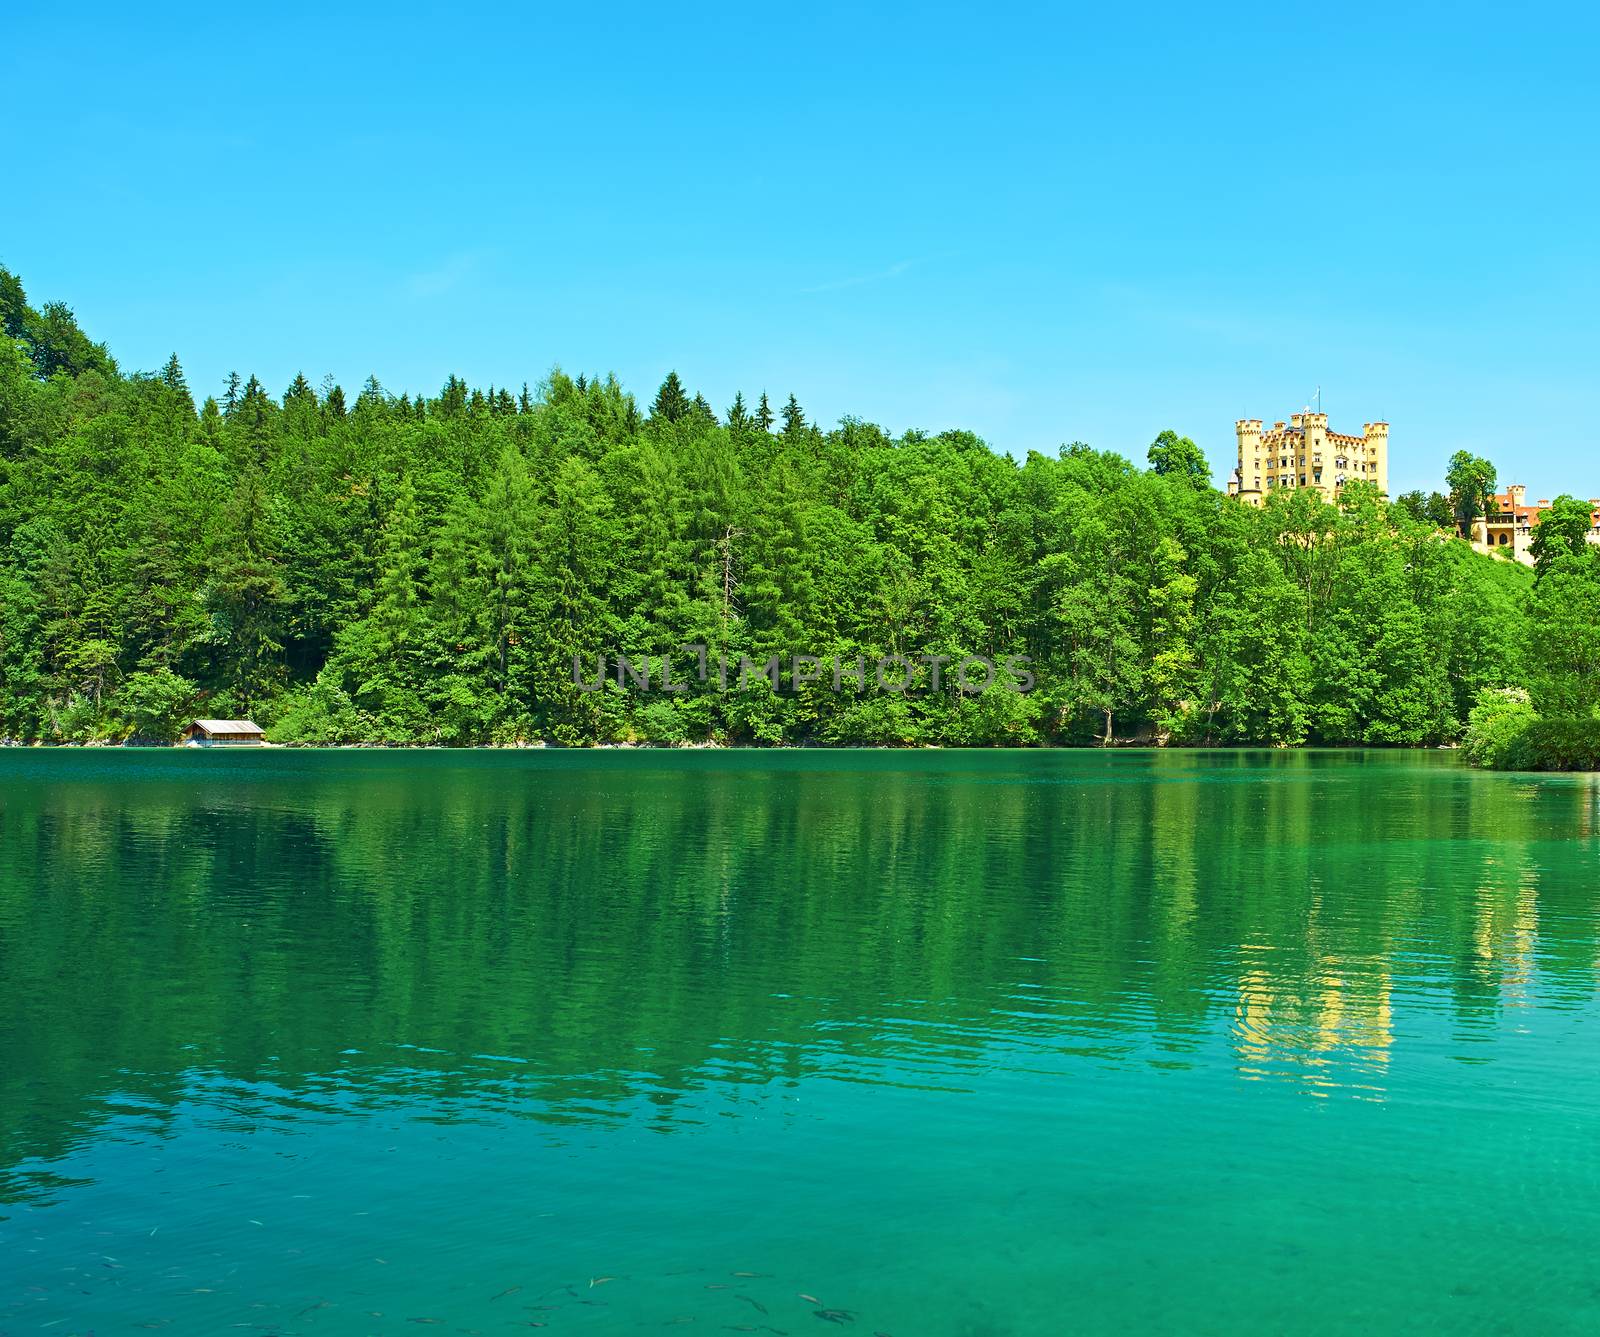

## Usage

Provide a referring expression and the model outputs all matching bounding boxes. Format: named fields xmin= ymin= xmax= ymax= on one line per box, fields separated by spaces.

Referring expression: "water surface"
xmin=2 ymin=750 xmax=1599 ymax=1335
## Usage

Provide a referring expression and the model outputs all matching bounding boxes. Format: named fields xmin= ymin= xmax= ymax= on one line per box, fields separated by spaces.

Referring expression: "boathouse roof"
xmin=188 ymin=719 xmax=265 ymax=736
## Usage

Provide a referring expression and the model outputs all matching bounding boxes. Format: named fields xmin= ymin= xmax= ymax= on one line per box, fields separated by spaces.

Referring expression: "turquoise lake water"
xmin=2 ymin=749 xmax=1598 ymax=1335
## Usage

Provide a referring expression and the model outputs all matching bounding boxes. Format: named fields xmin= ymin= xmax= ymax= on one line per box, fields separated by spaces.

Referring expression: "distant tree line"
xmin=0 ymin=264 xmax=1583 ymax=749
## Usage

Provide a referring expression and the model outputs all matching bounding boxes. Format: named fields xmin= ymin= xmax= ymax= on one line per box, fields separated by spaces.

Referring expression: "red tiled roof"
xmin=1487 ymin=494 xmax=1600 ymax=527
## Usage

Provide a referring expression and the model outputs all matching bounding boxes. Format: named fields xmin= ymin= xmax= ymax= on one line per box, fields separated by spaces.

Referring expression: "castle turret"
xmin=1235 ymin=419 xmax=1264 ymax=504
xmin=1362 ymin=422 xmax=1389 ymax=496
xmin=1303 ymin=413 xmax=1328 ymax=487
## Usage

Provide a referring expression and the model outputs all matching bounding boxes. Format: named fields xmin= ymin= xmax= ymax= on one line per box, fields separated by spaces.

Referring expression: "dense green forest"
xmin=1 ymin=264 xmax=1589 ymax=749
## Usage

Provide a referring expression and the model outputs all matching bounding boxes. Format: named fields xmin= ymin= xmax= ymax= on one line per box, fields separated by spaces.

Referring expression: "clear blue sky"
xmin=4 ymin=1 xmax=1597 ymax=495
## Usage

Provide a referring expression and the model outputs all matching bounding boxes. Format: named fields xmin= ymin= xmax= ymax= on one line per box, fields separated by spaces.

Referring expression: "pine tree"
xmin=652 ymin=371 xmax=689 ymax=423
xmin=203 ymin=471 xmax=286 ymax=715
xmin=233 ymin=375 xmax=275 ymax=464
xmin=160 ymin=353 xmax=189 ymax=396
xmin=728 ymin=391 xmax=749 ymax=430
xmin=438 ymin=374 xmax=466 ymax=418
xmin=368 ymin=478 xmax=428 ymax=655
xmin=530 ymin=456 xmax=620 ymax=743
xmin=198 ymin=396 xmax=223 ymax=444
xmin=280 ymin=373 xmax=319 ymax=442
xmin=756 ymin=392 xmax=774 ymax=431
xmin=782 ymin=394 xmax=806 ymax=435
xmin=478 ymin=447 xmax=540 ymax=702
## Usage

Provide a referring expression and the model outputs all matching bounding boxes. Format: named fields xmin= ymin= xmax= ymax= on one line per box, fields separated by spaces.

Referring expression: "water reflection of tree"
xmin=1 ymin=751 xmax=1595 ymax=1198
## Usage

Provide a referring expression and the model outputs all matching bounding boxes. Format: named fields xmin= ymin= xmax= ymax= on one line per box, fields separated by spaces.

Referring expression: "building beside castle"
xmin=1471 ymin=485 xmax=1600 ymax=565
xmin=1227 ymin=412 xmax=1388 ymax=506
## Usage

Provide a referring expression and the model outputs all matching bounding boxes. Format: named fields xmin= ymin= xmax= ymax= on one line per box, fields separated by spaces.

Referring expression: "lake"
xmin=2 ymin=749 xmax=1598 ymax=1335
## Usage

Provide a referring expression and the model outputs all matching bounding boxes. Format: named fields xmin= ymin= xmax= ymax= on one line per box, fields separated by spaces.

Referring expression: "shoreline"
xmin=1 ymin=737 xmax=1465 ymax=752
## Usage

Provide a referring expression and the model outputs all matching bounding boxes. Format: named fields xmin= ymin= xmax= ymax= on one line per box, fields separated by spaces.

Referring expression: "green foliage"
xmin=1464 ymin=687 xmax=1600 ymax=772
xmin=114 ymin=669 xmax=199 ymax=742
xmin=1529 ymin=495 xmax=1595 ymax=577
xmin=0 ymin=264 xmax=1550 ymax=749
xmin=650 ymin=371 xmax=689 ymax=424
xmin=1146 ymin=429 xmax=1209 ymax=488
xmin=1510 ymin=717 xmax=1600 ymax=770
xmin=1395 ymin=488 xmax=1454 ymax=529
xmin=1459 ymin=531 xmax=1600 ymax=770
xmin=1445 ymin=450 xmax=1497 ymax=531
xmin=1462 ymin=686 xmax=1537 ymax=767
xmin=1524 ymin=545 xmax=1600 ymax=718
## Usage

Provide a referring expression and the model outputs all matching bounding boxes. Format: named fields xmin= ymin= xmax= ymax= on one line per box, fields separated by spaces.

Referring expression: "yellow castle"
xmin=1228 ymin=412 xmax=1388 ymax=505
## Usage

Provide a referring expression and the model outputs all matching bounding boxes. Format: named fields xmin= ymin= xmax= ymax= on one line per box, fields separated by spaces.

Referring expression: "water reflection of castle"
xmin=1233 ymin=959 xmax=1394 ymax=1095
xmin=1229 ymin=878 xmax=1545 ymax=1095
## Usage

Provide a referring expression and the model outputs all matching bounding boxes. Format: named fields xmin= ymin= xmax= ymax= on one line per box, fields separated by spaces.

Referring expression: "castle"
xmin=1222 ymin=410 xmax=1600 ymax=563
xmin=1227 ymin=412 xmax=1388 ymax=506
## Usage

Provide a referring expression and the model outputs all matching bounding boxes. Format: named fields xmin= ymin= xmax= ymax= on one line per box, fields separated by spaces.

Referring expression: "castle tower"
xmin=1234 ymin=419 xmax=1263 ymax=501
xmin=1303 ymin=413 xmax=1328 ymax=490
xmin=1363 ymin=422 xmax=1389 ymax=495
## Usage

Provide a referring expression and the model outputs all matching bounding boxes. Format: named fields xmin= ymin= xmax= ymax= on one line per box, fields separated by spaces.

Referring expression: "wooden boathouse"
xmin=180 ymin=719 xmax=266 ymax=747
